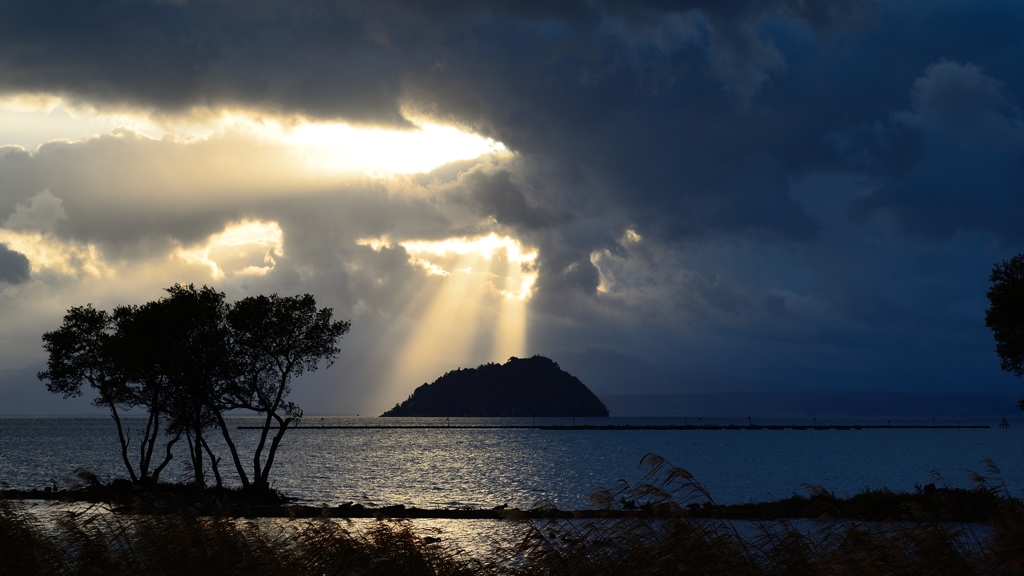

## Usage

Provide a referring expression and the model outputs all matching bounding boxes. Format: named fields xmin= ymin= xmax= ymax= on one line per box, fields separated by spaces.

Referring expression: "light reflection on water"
xmin=9 ymin=499 xmax=524 ymax=560
xmin=2 ymin=416 xmax=1024 ymax=508
xmin=343 ymin=518 xmax=527 ymax=560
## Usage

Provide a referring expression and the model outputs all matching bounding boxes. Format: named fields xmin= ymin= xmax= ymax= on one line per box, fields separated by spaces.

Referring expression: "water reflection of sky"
xmin=3 ymin=417 xmax=1024 ymax=508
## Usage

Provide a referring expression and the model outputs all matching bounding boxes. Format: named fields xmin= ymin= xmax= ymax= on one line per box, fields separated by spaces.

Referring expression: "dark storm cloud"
xmin=460 ymin=169 xmax=563 ymax=230
xmin=848 ymin=62 xmax=1024 ymax=241
xmin=0 ymin=0 xmax=870 ymax=120
xmin=0 ymin=0 xmax=404 ymax=122
xmin=5 ymin=0 xmax=1024 ymax=400
xmin=0 ymin=243 xmax=29 ymax=284
xmin=0 ymin=0 xmax=1013 ymax=255
xmin=0 ymin=0 xmax=874 ymax=248
xmin=0 ymin=0 xmax=871 ymax=247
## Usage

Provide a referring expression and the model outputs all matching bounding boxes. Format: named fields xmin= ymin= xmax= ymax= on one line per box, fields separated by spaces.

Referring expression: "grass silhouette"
xmin=3 ymin=454 xmax=1024 ymax=575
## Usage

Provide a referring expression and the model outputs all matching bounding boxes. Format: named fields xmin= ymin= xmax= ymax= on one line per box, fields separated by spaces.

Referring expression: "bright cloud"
xmin=0 ymin=97 xmax=507 ymax=176
xmin=0 ymin=229 xmax=111 ymax=278
xmin=176 ymin=219 xmax=284 ymax=279
xmin=360 ymin=233 xmax=539 ymax=300
xmin=271 ymin=119 xmax=506 ymax=175
xmin=357 ymin=232 xmax=538 ymax=403
xmin=402 ymin=234 xmax=538 ymax=301
xmin=0 ymin=191 xmax=108 ymax=278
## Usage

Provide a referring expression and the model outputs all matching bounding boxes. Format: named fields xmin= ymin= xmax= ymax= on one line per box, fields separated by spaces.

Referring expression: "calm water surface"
xmin=2 ymin=416 xmax=1023 ymax=508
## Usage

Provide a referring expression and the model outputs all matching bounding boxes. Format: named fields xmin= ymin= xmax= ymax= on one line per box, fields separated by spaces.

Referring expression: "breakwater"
xmin=238 ymin=423 xmax=990 ymax=430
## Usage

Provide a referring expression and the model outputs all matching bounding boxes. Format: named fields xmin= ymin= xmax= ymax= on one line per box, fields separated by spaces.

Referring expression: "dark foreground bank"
xmin=0 ymin=481 xmax=1012 ymax=524
xmin=4 ymin=487 xmax=1024 ymax=575
xmin=4 ymin=454 xmax=1024 ymax=575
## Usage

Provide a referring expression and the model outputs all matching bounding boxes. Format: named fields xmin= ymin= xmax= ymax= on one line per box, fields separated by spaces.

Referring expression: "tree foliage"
xmin=149 ymin=284 xmax=235 ymax=487
xmin=37 ymin=285 xmax=350 ymax=490
xmin=227 ymin=293 xmax=350 ymax=489
xmin=986 ymin=254 xmax=1024 ymax=378
xmin=39 ymin=306 xmax=140 ymax=482
xmin=108 ymin=303 xmax=182 ymax=483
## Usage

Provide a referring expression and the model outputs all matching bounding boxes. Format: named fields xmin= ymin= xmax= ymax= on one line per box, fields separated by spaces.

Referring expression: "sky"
xmin=2 ymin=0 xmax=1024 ymax=414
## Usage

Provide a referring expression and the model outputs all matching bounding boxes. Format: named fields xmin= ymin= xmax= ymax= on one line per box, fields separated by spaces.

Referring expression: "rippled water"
xmin=3 ymin=416 xmax=1024 ymax=508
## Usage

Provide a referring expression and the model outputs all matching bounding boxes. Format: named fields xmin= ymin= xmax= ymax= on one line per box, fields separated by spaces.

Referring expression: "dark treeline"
xmin=37 ymin=284 xmax=350 ymax=492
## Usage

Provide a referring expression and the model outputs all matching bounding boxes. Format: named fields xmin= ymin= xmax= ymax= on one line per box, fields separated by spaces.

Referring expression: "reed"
xmin=506 ymin=455 xmax=1024 ymax=575
xmin=3 ymin=455 xmax=1024 ymax=575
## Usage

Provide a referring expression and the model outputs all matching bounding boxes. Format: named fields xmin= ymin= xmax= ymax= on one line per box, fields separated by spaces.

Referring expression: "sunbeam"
xmin=358 ymin=233 xmax=537 ymax=405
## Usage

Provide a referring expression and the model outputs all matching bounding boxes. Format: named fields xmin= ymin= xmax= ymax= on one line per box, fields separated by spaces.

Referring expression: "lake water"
xmin=2 ymin=416 xmax=1024 ymax=509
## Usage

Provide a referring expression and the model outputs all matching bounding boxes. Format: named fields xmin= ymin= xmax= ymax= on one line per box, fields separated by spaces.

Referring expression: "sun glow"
xmin=0 ymin=190 xmax=111 ymax=278
xmin=358 ymin=233 xmax=537 ymax=401
xmin=0 ymin=96 xmax=507 ymax=175
xmin=397 ymin=233 xmax=538 ymax=300
xmin=274 ymin=121 xmax=505 ymax=175
xmin=0 ymin=229 xmax=111 ymax=278
xmin=176 ymin=220 xmax=283 ymax=279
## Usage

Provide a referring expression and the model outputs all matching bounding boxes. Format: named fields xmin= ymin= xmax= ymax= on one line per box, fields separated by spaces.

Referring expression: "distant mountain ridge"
xmin=600 ymin=392 xmax=1020 ymax=418
xmin=382 ymin=356 xmax=609 ymax=417
xmin=551 ymin=348 xmax=1020 ymax=396
xmin=551 ymin=348 xmax=804 ymax=395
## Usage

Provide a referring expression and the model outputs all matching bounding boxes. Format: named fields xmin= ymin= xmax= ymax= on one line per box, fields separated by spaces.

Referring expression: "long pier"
xmin=237 ymin=424 xmax=990 ymax=430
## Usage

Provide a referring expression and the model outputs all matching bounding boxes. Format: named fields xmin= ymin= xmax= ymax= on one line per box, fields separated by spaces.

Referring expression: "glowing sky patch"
xmin=0 ymin=95 xmax=168 ymax=152
xmin=176 ymin=219 xmax=284 ymax=279
xmin=357 ymin=232 xmax=537 ymax=399
xmin=400 ymin=233 xmax=538 ymax=301
xmin=591 ymin=228 xmax=643 ymax=295
xmin=400 ymin=233 xmax=537 ymax=264
xmin=361 ymin=233 xmax=539 ymax=300
xmin=274 ymin=120 xmax=506 ymax=175
xmin=0 ymin=96 xmax=506 ymax=175
xmin=0 ymin=190 xmax=109 ymax=278
xmin=0 ymin=229 xmax=111 ymax=278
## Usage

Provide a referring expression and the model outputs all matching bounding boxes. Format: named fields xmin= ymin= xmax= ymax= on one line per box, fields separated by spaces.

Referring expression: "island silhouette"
xmin=382 ymin=355 xmax=609 ymax=417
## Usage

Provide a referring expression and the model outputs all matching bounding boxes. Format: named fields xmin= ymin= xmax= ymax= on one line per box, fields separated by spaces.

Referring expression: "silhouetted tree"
xmin=39 ymin=304 xmax=184 ymax=484
xmin=38 ymin=306 xmax=139 ymax=482
xmin=226 ymin=293 xmax=351 ymax=490
xmin=986 ymin=254 xmax=1024 ymax=409
xmin=108 ymin=304 xmax=181 ymax=483
xmin=986 ymin=255 xmax=1024 ymax=375
xmin=152 ymin=284 xmax=234 ymax=488
xmin=39 ymin=285 xmax=350 ymax=490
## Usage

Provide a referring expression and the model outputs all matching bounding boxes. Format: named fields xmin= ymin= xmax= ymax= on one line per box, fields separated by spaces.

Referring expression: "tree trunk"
xmin=252 ymin=410 xmax=275 ymax=487
xmin=139 ymin=388 xmax=164 ymax=481
xmin=214 ymin=410 xmax=250 ymax=488
xmin=255 ymin=370 xmax=294 ymax=489
xmin=138 ymin=407 xmax=159 ymax=482
xmin=152 ymin=432 xmax=180 ymax=483
xmin=108 ymin=402 xmax=139 ymax=483
xmin=258 ymin=416 xmax=292 ymax=488
xmin=200 ymin=435 xmax=223 ymax=489
xmin=185 ymin=429 xmax=205 ymax=488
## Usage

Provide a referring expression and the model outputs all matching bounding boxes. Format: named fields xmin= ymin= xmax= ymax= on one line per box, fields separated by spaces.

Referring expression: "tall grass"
xmin=508 ymin=455 xmax=1024 ymax=575
xmin=4 ymin=455 xmax=1024 ymax=575
xmin=0 ymin=500 xmax=486 ymax=576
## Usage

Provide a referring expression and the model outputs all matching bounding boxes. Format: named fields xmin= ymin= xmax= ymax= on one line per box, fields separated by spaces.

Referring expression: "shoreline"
xmin=2 ymin=482 xmax=1009 ymax=523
